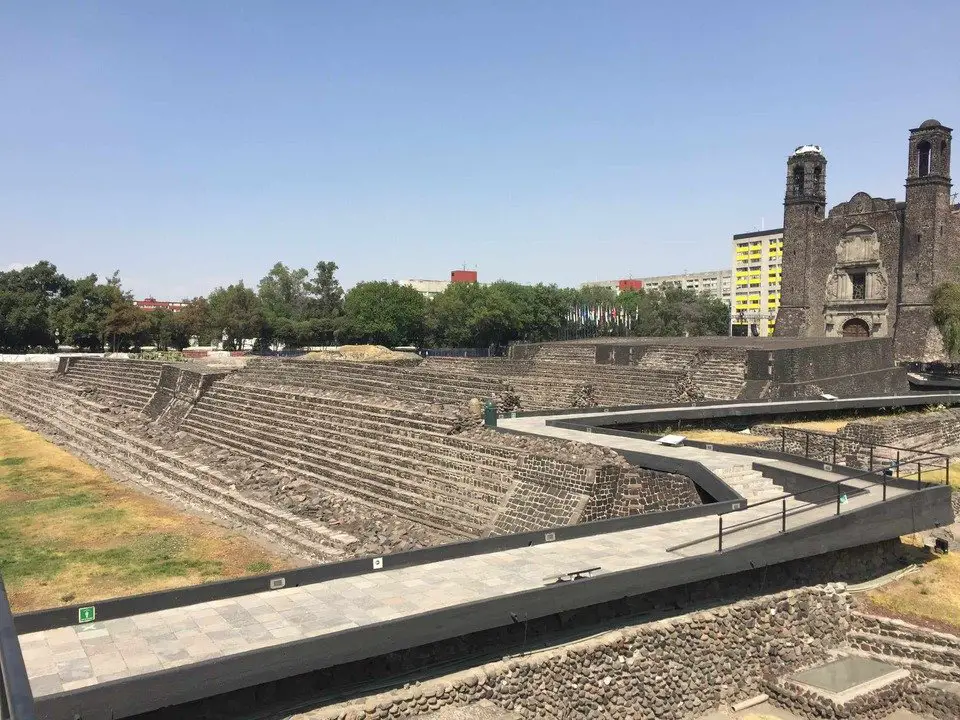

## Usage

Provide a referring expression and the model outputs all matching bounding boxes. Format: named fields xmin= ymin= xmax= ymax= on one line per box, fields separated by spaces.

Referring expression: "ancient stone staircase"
xmin=179 ymin=381 xmax=524 ymax=537
xmin=846 ymin=611 xmax=960 ymax=683
xmin=234 ymin=358 xmax=506 ymax=408
xmin=0 ymin=365 xmax=350 ymax=561
xmin=60 ymin=357 xmax=164 ymax=409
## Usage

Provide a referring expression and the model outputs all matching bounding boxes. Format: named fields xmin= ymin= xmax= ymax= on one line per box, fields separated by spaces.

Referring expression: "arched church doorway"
xmin=841 ymin=318 xmax=870 ymax=338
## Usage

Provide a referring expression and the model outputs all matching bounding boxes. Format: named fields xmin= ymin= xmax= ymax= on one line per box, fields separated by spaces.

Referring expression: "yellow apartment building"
xmin=732 ymin=228 xmax=784 ymax=337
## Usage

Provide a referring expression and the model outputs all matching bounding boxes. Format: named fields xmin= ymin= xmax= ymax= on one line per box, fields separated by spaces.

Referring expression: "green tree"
xmin=426 ymin=281 xmax=486 ymax=347
xmin=178 ymin=297 xmax=213 ymax=345
xmin=208 ymin=282 xmax=264 ymax=350
xmin=933 ymin=282 xmax=960 ymax=358
xmin=104 ymin=299 xmax=150 ymax=351
xmin=341 ymin=281 xmax=426 ymax=346
xmin=305 ymin=261 xmax=344 ymax=317
xmin=0 ymin=261 xmax=69 ymax=351
xmin=258 ymin=262 xmax=310 ymax=348
xmin=147 ymin=309 xmax=191 ymax=350
xmin=52 ymin=274 xmax=127 ymax=351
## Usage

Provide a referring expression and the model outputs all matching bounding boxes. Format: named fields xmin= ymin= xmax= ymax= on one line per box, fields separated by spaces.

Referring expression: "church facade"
xmin=775 ymin=119 xmax=958 ymax=362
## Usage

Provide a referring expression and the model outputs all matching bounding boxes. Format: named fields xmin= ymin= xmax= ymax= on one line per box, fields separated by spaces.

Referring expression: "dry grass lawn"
xmin=865 ymin=538 xmax=960 ymax=632
xmin=776 ymin=418 xmax=851 ymax=433
xmin=904 ymin=463 xmax=960 ymax=489
xmin=0 ymin=415 xmax=293 ymax=612
xmin=679 ymin=429 xmax=774 ymax=446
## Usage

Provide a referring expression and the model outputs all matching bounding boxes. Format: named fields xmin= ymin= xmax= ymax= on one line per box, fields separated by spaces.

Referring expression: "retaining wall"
xmin=295 ymin=585 xmax=851 ymax=720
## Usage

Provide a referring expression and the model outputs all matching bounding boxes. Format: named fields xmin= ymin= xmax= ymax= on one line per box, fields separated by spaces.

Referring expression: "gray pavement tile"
xmin=29 ymin=673 xmax=64 ymax=697
xmin=56 ymin=659 xmax=94 ymax=683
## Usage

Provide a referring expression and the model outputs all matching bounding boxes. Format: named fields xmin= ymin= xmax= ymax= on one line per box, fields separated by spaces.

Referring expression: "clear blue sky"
xmin=2 ymin=2 xmax=959 ymax=300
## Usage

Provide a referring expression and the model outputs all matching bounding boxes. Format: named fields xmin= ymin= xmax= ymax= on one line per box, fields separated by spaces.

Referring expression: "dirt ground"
xmin=299 ymin=344 xmax=420 ymax=363
xmin=700 ymin=703 xmax=930 ymax=720
xmin=0 ymin=415 xmax=293 ymax=612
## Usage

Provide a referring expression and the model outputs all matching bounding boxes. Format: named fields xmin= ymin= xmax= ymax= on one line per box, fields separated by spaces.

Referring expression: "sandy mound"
xmin=299 ymin=344 xmax=421 ymax=364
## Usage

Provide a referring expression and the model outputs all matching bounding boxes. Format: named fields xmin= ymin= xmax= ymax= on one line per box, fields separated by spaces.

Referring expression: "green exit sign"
xmin=78 ymin=606 xmax=96 ymax=624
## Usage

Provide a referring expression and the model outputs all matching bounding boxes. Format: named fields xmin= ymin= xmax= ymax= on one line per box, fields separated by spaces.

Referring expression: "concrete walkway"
xmin=19 ymin=414 xmax=907 ymax=698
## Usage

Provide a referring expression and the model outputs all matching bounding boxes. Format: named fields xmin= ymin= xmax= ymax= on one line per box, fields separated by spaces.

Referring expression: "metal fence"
xmin=776 ymin=426 xmax=951 ymax=484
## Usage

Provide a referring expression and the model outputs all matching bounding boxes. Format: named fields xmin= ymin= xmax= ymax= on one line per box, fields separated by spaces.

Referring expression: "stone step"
xmin=847 ymin=630 xmax=960 ymax=670
xmin=199 ymin=388 xmax=453 ymax=444
xmin=180 ymin=417 xmax=487 ymax=536
xmin=195 ymin=387 xmax=520 ymax=467
xmin=0 ymin=376 xmax=349 ymax=557
xmin=845 ymin=648 xmax=960 ymax=683
xmin=235 ymin=368 xmax=480 ymax=406
xmin=850 ymin=612 xmax=960 ymax=651
xmin=0 ymin=385 xmax=342 ymax=560
xmin=246 ymin=361 xmax=507 ymax=397
xmin=213 ymin=383 xmax=453 ymax=432
xmin=187 ymin=399 xmax=515 ymax=493
xmin=183 ymin=407 xmax=510 ymax=506
xmin=182 ymin=411 xmax=504 ymax=522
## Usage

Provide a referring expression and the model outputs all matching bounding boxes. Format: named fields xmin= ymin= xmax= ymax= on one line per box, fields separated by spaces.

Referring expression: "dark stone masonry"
xmin=0 ymin=356 xmax=708 ymax=560
xmin=776 ymin=119 xmax=959 ymax=362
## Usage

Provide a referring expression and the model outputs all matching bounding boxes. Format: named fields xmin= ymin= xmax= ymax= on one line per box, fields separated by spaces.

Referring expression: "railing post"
xmin=918 ymin=462 xmax=922 ymax=489
xmin=883 ymin=473 xmax=887 ymax=501
xmin=836 ymin=482 xmax=841 ymax=515
xmin=805 ymin=432 xmax=810 ymax=459
xmin=781 ymin=498 xmax=787 ymax=534
xmin=869 ymin=446 xmax=874 ymax=473
xmin=947 ymin=461 xmax=951 ymax=487
xmin=896 ymin=450 xmax=900 ymax=478
xmin=718 ymin=515 xmax=723 ymax=553
xmin=781 ymin=426 xmax=786 ymax=454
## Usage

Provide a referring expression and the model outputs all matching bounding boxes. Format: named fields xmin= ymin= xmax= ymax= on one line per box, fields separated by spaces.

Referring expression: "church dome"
xmin=919 ymin=119 xmax=942 ymax=129
xmin=792 ymin=144 xmax=824 ymax=156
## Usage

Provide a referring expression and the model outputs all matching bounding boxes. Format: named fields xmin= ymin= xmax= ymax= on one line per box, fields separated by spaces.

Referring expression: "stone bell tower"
xmin=894 ymin=119 xmax=955 ymax=361
xmin=775 ymin=145 xmax=827 ymax=337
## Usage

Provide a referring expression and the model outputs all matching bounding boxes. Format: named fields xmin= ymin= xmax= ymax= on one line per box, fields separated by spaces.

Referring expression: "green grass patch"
xmin=0 ymin=415 xmax=290 ymax=611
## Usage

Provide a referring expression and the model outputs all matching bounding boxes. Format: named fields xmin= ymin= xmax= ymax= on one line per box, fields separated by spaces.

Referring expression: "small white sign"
xmin=372 ymin=557 xmax=383 ymax=570
xmin=705 ymin=444 xmax=714 ymax=451
xmin=269 ymin=577 xmax=286 ymax=590
xmin=544 ymin=532 xmax=556 ymax=542
xmin=823 ymin=463 xmax=833 ymax=472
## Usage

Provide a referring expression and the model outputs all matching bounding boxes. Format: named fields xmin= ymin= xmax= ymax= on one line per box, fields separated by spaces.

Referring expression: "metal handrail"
xmin=0 ymin=576 xmax=36 ymax=720
xmin=666 ymin=459 xmax=939 ymax=554
xmin=778 ymin=425 xmax=950 ymax=484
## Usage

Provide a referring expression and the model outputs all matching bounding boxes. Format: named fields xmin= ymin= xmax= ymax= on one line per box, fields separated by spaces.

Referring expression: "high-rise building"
xmin=731 ymin=228 xmax=784 ymax=337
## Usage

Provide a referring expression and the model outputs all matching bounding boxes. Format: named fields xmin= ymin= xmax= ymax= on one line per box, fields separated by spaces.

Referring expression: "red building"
xmin=450 ymin=270 xmax=478 ymax=284
xmin=617 ymin=279 xmax=644 ymax=292
xmin=135 ymin=297 xmax=188 ymax=313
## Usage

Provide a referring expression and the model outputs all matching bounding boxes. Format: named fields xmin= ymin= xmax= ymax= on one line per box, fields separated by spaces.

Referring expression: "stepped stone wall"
xmin=295 ymin=585 xmax=852 ymax=720
xmin=143 ymin=364 xmax=230 ymax=426
xmin=427 ymin=343 xmax=748 ymax=411
xmin=3 ymin=357 xmax=712 ymax=553
xmin=490 ymin=459 xmax=623 ymax=535
xmin=612 ymin=468 xmax=702 ymax=517
xmin=58 ymin=356 xmax=164 ymax=408
xmin=763 ymin=673 xmax=917 ymax=720
xmin=840 ymin=408 xmax=960 ymax=452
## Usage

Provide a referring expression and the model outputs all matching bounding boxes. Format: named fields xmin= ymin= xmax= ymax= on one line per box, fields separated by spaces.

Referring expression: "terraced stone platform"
xmin=16 ymin=431 xmax=922 ymax=702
